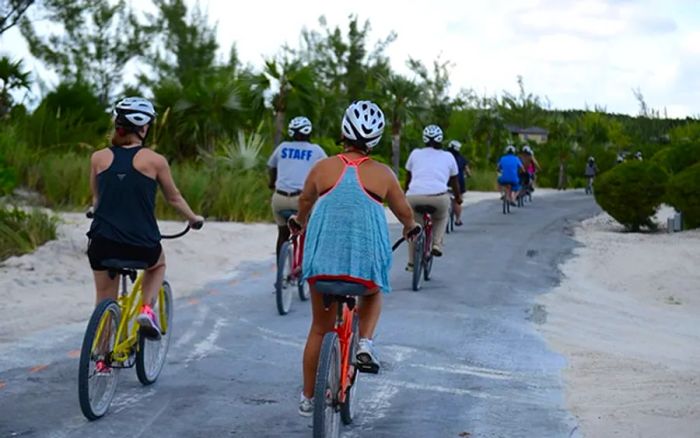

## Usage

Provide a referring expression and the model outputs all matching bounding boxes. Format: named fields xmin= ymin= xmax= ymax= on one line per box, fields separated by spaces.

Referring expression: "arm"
xmin=89 ymin=153 xmax=99 ymax=208
xmin=385 ymin=170 xmax=419 ymax=237
xmin=464 ymin=164 xmax=472 ymax=178
xmin=533 ymin=157 xmax=541 ymax=171
xmin=156 ymin=155 xmax=202 ymax=224
xmin=295 ymin=163 xmax=321 ymax=226
xmin=449 ymin=176 xmax=462 ymax=204
xmin=268 ymin=167 xmax=277 ymax=190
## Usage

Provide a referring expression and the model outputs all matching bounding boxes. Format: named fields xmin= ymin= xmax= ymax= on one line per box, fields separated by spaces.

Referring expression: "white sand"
xmin=538 ymin=208 xmax=700 ymax=437
xmin=0 ymin=213 xmax=277 ymax=343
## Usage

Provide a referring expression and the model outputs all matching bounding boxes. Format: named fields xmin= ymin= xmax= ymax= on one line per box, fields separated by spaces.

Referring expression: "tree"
xmin=0 ymin=56 xmax=31 ymax=117
xmin=20 ymin=0 xmax=147 ymax=104
xmin=407 ymin=57 xmax=454 ymax=128
xmin=0 ymin=0 xmax=33 ymax=35
xmin=379 ymin=72 xmax=423 ymax=173
xmin=500 ymin=76 xmax=546 ymax=128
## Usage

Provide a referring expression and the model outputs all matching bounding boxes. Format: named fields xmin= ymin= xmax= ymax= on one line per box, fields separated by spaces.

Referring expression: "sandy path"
xmin=538 ymin=210 xmax=700 ymax=437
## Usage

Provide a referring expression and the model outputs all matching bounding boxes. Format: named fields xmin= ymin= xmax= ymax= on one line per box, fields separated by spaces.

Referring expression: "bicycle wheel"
xmin=340 ymin=314 xmax=360 ymax=425
xmin=313 ymin=332 xmax=341 ymax=438
xmin=275 ymin=241 xmax=294 ymax=315
xmin=411 ymin=233 xmax=424 ymax=291
xmin=78 ymin=299 xmax=121 ymax=420
xmin=298 ymin=277 xmax=310 ymax=301
xmin=136 ymin=281 xmax=173 ymax=385
xmin=502 ymin=197 xmax=507 ymax=215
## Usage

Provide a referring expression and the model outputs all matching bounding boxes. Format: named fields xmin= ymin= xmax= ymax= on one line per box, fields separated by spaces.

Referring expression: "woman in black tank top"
xmin=87 ymin=97 xmax=204 ymax=341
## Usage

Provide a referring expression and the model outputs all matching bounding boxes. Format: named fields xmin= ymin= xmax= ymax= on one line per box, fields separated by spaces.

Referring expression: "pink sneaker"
xmin=136 ymin=305 xmax=161 ymax=340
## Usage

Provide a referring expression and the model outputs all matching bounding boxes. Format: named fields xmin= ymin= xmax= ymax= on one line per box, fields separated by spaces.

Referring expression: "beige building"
xmin=507 ymin=125 xmax=549 ymax=144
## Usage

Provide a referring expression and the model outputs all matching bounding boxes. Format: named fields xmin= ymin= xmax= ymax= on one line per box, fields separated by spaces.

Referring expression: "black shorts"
xmin=520 ymin=172 xmax=531 ymax=186
xmin=87 ymin=235 xmax=162 ymax=271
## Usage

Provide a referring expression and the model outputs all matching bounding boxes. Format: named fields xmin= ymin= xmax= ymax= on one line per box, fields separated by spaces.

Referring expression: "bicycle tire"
xmin=502 ymin=197 xmax=507 ymax=215
xmin=78 ymin=299 xmax=121 ymax=421
xmin=136 ymin=281 xmax=173 ymax=385
xmin=275 ymin=241 xmax=294 ymax=315
xmin=313 ymin=332 xmax=341 ymax=438
xmin=298 ymin=277 xmax=309 ymax=301
xmin=423 ymin=253 xmax=433 ymax=281
xmin=340 ymin=314 xmax=360 ymax=425
xmin=411 ymin=233 xmax=424 ymax=291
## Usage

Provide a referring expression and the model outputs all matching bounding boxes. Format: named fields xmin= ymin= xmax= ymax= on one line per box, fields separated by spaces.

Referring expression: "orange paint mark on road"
xmin=0 ymin=380 xmax=6 ymax=389
xmin=188 ymin=298 xmax=200 ymax=305
xmin=67 ymin=349 xmax=81 ymax=358
xmin=29 ymin=364 xmax=48 ymax=373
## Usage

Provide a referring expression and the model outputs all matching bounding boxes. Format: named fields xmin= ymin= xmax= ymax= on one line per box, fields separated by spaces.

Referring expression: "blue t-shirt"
xmin=498 ymin=155 xmax=523 ymax=183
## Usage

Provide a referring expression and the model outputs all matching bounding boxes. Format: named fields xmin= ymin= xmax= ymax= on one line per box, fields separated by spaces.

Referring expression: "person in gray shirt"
xmin=268 ymin=116 xmax=327 ymax=258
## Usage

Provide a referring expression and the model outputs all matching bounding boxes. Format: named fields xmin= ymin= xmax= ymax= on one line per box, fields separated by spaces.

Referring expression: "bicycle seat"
xmin=278 ymin=209 xmax=298 ymax=220
xmin=101 ymin=259 xmax=148 ymax=276
xmin=414 ymin=205 xmax=437 ymax=215
xmin=315 ymin=280 xmax=369 ymax=297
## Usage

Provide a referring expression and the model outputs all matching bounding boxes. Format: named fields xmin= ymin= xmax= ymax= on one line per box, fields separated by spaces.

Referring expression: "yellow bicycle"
xmin=78 ymin=222 xmax=201 ymax=420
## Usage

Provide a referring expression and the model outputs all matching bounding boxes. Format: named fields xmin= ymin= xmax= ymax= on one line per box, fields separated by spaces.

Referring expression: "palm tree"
xmin=263 ymin=58 xmax=316 ymax=146
xmin=380 ymin=73 xmax=423 ymax=173
xmin=0 ymin=56 xmax=31 ymax=117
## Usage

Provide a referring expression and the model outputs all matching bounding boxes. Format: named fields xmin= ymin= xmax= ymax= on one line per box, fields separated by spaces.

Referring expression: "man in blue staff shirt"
xmin=268 ymin=116 xmax=327 ymax=259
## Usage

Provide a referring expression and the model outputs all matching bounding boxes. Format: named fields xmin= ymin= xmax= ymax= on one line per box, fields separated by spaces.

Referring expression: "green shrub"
xmin=651 ymin=147 xmax=673 ymax=172
xmin=666 ymin=142 xmax=700 ymax=174
xmin=0 ymin=207 xmax=58 ymax=260
xmin=594 ymin=161 xmax=668 ymax=231
xmin=467 ymin=168 xmax=498 ymax=191
xmin=666 ymin=162 xmax=700 ymax=229
xmin=30 ymin=152 xmax=91 ymax=209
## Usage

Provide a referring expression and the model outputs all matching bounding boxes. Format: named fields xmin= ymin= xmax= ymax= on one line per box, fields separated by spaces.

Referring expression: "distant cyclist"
xmin=518 ymin=145 xmax=540 ymax=197
xmin=447 ymin=140 xmax=470 ymax=226
xmin=497 ymin=145 xmax=525 ymax=205
xmin=405 ymin=125 xmax=462 ymax=268
xmin=584 ymin=156 xmax=599 ymax=193
xmin=291 ymin=101 xmax=418 ymax=416
xmin=267 ymin=116 xmax=327 ymax=259
xmin=87 ymin=97 xmax=203 ymax=344
xmin=634 ymin=151 xmax=643 ymax=161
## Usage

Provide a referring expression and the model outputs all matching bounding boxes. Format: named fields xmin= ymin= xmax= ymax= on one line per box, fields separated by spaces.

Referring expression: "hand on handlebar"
xmin=189 ymin=215 xmax=205 ymax=230
xmin=403 ymin=223 xmax=422 ymax=241
xmin=288 ymin=215 xmax=304 ymax=233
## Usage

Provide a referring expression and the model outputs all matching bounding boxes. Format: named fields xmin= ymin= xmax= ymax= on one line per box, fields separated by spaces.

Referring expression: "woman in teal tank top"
xmin=292 ymin=101 xmax=418 ymax=416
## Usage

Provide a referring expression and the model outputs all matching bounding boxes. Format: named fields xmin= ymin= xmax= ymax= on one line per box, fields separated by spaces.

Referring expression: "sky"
xmin=1 ymin=0 xmax=699 ymax=118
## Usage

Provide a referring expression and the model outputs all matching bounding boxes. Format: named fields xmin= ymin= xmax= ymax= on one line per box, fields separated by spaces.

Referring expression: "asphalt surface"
xmin=0 ymin=190 xmax=600 ymax=438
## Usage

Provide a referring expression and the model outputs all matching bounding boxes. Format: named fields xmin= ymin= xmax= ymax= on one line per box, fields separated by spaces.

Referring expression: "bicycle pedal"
xmin=357 ymin=362 xmax=380 ymax=374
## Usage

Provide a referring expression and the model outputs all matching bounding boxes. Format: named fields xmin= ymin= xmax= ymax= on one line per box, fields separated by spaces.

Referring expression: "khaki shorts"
xmin=271 ymin=192 xmax=300 ymax=225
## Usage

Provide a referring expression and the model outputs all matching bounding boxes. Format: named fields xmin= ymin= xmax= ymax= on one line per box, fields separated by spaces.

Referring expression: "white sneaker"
xmin=356 ymin=338 xmax=380 ymax=374
xmin=298 ymin=394 xmax=313 ymax=417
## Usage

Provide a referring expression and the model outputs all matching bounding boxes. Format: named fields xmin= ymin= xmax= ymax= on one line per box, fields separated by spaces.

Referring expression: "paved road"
xmin=0 ymin=190 xmax=600 ymax=438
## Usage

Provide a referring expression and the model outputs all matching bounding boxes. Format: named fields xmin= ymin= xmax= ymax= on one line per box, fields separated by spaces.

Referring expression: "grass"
xmin=0 ymin=207 xmax=58 ymax=260
xmin=467 ymin=168 xmax=498 ymax=191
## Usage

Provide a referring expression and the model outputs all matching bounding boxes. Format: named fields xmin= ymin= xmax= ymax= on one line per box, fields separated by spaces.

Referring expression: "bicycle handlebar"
xmin=85 ymin=208 xmax=203 ymax=239
xmin=392 ymin=225 xmax=422 ymax=251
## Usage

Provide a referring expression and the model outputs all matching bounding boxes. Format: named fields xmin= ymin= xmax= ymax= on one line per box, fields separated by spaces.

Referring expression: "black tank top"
xmin=88 ymin=146 xmax=160 ymax=247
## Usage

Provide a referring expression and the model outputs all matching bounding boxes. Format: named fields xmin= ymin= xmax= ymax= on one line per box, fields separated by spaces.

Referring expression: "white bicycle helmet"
xmin=522 ymin=145 xmax=533 ymax=155
xmin=505 ymin=144 xmax=516 ymax=154
xmin=341 ymin=100 xmax=385 ymax=149
xmin=588 ymin=156 xmax=595 ymax=162
xmin=448 ymin=140 xmax=461 ymax=151
xmin=288 ymin=116 xmax=312 ymax=137
xmin=422 ymin=125 xmax=443 ymax=144
xmin=114 ymin=97 xmax=156 ymax=128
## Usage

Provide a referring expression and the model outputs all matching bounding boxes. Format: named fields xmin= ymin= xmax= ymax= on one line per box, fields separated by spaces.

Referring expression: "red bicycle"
xmin=411 ymin=206 xmax=435 ymax=291
xmin=275 ymin=209 xmax=309 ymax=315
xmin=312 ymin=227 xmax=420 ymax=438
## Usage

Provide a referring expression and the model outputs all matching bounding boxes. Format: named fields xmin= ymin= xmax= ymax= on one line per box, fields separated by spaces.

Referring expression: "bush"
xmin=467 ymin=168 xmax=498 ymax=191
xmin=666 ymin=162 xmax=700 ymax=229
xmin=594 ymin=161 xmax=668 ymax=231
xmin=0 ymin=207 xmax=58 ymax=260
xmin=666 ymin=142 xmax=700 ymax=174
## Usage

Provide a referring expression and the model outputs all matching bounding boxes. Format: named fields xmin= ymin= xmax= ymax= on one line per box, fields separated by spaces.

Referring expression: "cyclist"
xmin=497 ymin=145 xmax=525 ymax=204
xmin=518 ymin=145 xmax=540 ymax=197
xmin=634 ymin=151 xmax=643 ymax=161
xmin=447 ymin=140 xmax=471 ymax=226
xmin=87 ymin=97 xmax=203 ymax=345
xmin=404 ymin=125 xmax=462 ymax=268
xmin=584 ymin=156 xmax=599 ymax=192
xmin=291 ymin=101 xmax=418 ymax=416
xmin=616 ymin=153 xmax=625 ymax=164
xmin=267 ymin=116 xmax=327 ymax=259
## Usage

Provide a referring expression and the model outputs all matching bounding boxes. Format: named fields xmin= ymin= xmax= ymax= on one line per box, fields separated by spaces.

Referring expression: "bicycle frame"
xmin=291 ymin=232 xmax=305 ymax=277
xmin=92 ymin=273 xmax=168 ymax=363
xmin=333 ymin=299 xmax=357 ymax=405
xmin=422 ymin=213 xmax=434 ymax=260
